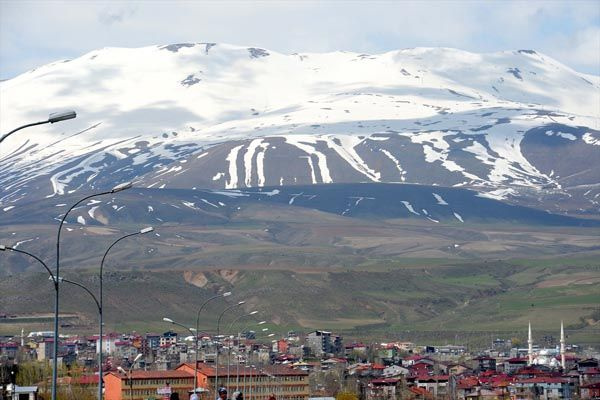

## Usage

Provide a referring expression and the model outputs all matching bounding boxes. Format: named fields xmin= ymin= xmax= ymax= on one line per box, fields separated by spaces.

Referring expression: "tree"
xmin=336 ymin=391 xmax=358 ymax=400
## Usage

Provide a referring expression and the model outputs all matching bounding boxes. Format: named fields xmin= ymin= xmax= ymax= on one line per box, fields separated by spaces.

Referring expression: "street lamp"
xmin=53 ymin=182 xmax=132 ymax=400
xmin=191 ymin=292 xmax=231 ymax=396
xmin=225 ymin=311 xmax=258 ymax=389
xmin=0 ymin=110 xmax=76 ymax=144
xmin=0 ymin=245 xmax=56 ymax=283
xmin=226 ymin=311 xmax=259 ymax=334
xmin=215 ymin=301 xmax=245 ymax=393
xmin=163 ymin=317 xmax=201 ymax=394
xmin=98 ymin=226 xmax=153 ymax=400
xmin=117 ymin=354 xmax=142 ymax=400
xmin=235 ymin=320 xmax=266 ymax=392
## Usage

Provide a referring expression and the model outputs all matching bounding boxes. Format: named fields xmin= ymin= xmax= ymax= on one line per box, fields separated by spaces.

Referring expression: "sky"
xmin=1 ymin=0 xmax=599 ymax=80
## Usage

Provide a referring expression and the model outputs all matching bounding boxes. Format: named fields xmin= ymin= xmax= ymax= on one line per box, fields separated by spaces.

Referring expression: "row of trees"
xmin=14 ymin=361 xmax=95 ymax=400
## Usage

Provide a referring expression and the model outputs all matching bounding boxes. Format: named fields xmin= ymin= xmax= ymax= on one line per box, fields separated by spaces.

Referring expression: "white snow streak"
xmin=583 ymin=132 xmax=600 ymax=145
xmin=432 ymin=193 xmax=448 ymax=205
xmin=285 ymin=136 xmax=332 ymax=183
xmin=226 ymin=145 xmax=244 ymax=189
xmin=380 ymin=149 xmax=405 ymax=181
xmin=200 ymin=198 xmax=219 ymax=208
xmin=88 ymin=206 xmax=99 ymax=219
xmin=401 ymin=200 xmax=420 ymax=215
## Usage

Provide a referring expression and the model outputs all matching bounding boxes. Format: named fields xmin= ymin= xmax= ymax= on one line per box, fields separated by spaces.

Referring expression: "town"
xmin=1 ymin=322 xmax=599 ymax=400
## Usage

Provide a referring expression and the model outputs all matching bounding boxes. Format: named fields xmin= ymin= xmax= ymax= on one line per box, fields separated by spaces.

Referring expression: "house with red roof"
xmin=104 ymin=369 xmax=194 ymax=400
xmin=367 ymin=378 xmax=400 ymax=400
xmin=408 ymin=385 xmax=432 ymax=398
xmin=581 ymin=382 xmax=600 ymax=399
xmin=456 ymin=376 xmax=479 ymax=398
xmin=175 ymin=362 xmax=310 ymax=400
xmin=503 ymin=357 xmax=528 ymax=374
xmin=414 ymin=375 xmax=449 ymax=398
xmin=510 ymin=376 xmax=572 ymax=399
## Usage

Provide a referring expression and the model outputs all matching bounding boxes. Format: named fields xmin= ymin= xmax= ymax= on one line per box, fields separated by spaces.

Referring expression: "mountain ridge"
xmin=1 ymin=43 xmax=599 ymax=217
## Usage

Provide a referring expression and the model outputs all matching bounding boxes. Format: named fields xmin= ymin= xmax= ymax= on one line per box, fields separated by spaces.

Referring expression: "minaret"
xmin=528 ymin=321 xmax=533 ymax=366
xmin=560 ymin=320 xmax=566 ymax=370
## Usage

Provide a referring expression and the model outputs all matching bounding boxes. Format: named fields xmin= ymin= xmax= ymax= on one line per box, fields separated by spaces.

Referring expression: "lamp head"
xmin=111 ymin=182 xmax=133 ymax=193
xmin=0 ymin=245 xmax=6 ymax=251
xmin=117 ymin=366 xmax=126 ymax=374
xmin=133 ymin=353 xmax=143 ymax=362
xmin=163 ymin=317 xmax=174 ymax=323
xmin=223 ymin=291 xmax=232 ymax=297
xmin=237 ymin=301 xmax=245 ymax=305
xmin=140 ymin=227 xmax=154 ymax=234
xmin=249 ymin=311 xmax=258 ymax=315
xmin=48 ymin=110 xmax=76 ymax=123
xmin=258 ymin=321 xmax=267 ymax=325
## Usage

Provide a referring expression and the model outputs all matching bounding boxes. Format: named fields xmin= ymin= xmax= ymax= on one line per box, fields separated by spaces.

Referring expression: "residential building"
xmin=581 ymin=382 xmax=600 ymax=399
xmin=160 ymin=331 xmax=178 ymax=347
xmin=510 ymin=377 xmax=572 ymax=400
xmin=176 ymin=362 xmax=310 ymax=400
xmin=474 ymin=356 xmax=497 ymax=372
xmin=367 ymin=378 xmax=399 ymax=400
xmin=306 ymin=331 xmax=342 ymax=357
xmin=415 ymin=375 xmax=449 ymax=398
xmin=103 ymin=370 xmax=194 ymax=400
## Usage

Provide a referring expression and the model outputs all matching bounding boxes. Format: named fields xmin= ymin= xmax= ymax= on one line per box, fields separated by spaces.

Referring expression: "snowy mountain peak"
xmin=1 ymin=44 xmax=599 ymax=217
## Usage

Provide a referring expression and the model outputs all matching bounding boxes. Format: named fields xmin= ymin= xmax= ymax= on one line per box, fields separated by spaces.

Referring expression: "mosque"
xmin=527 ymin=320 xmax=566 ymax=369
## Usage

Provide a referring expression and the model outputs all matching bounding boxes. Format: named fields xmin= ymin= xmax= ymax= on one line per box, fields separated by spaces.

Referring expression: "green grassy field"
xmin=1 ymin=212 xmax=599 ymax=348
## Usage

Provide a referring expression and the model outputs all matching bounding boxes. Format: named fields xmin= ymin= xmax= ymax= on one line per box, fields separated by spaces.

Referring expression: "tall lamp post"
xmin=215 ymin=301 xmax=245 ymax=393
xmin=235 ymin=320 xmax=266 ymax=391
xmin=117 ymin=353 xmax=142 ymax=400
xmin=53 ymin=181 xmax=132 ymax=400
xmin=54 ymin=273 xmax=103 ymax=397
xmin=193 ymin=291 xmax=232 ymax=395
xmin=98 ymin=227 xmax=153 ymax=400
xmin=163 ymin=318 xmax=199 ymax=394
xmin=0 ymin=110 xmax=76 ymax=144
xmin=225 ymin=311 xmax=258 ymax=389
xmin=0 ymin=245 xmax=56 ymax=282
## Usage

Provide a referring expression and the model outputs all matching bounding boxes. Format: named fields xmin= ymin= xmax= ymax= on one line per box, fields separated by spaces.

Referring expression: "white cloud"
xmin=551 ymin=26 xmax=600 ymax=71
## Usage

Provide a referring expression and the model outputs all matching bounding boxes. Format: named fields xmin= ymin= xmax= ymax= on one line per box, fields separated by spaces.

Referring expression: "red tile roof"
xmin=515 ymin=377 xmax=567 ymax=384
xmin=370 ymin=378 xmax=399 ymax=384
xmin=106 ymin=370 xmax=194 ymax=380
xmin=417 ymin=375 xmax=449 ymax=382
xmin=409 ymin=386 xmax=430 ymax=396
xmin=179 ymin=363 xmax=308 ymax=377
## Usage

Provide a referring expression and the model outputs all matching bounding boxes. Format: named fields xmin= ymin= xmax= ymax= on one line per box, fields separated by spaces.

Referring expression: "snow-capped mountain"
xmin=1 ymin=43 xmax=599 ymax=218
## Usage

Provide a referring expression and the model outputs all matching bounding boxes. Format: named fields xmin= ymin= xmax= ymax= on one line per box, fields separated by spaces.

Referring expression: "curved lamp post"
xmin=56 ymin=273 xmax=103 ymax=397
xmin=225 ymin=311 xmax=258 ymax=389
xmin=215 ymin=301 xmax=245 ymax=393
xmin=235 ymin=320 xmax=266 ymax=391
xmin=163 ymin=317 xmax=199 ymax=393
xmin=226 ymin=311 xmax=258 ymax=335
xmin=0 ymin=110 xmax=76 ymax=144
xmin=53 ymin=181 xmax=132 ymax=400
xmin=191 ymin=292 xmax=231 ymax=396
xmin=0 ymin=245 xmax=56 ymax=283
xmin=117 ymin=353 xmax=143 ymax=400
xmin=98 ymin=226 xmax=153 ymax=400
